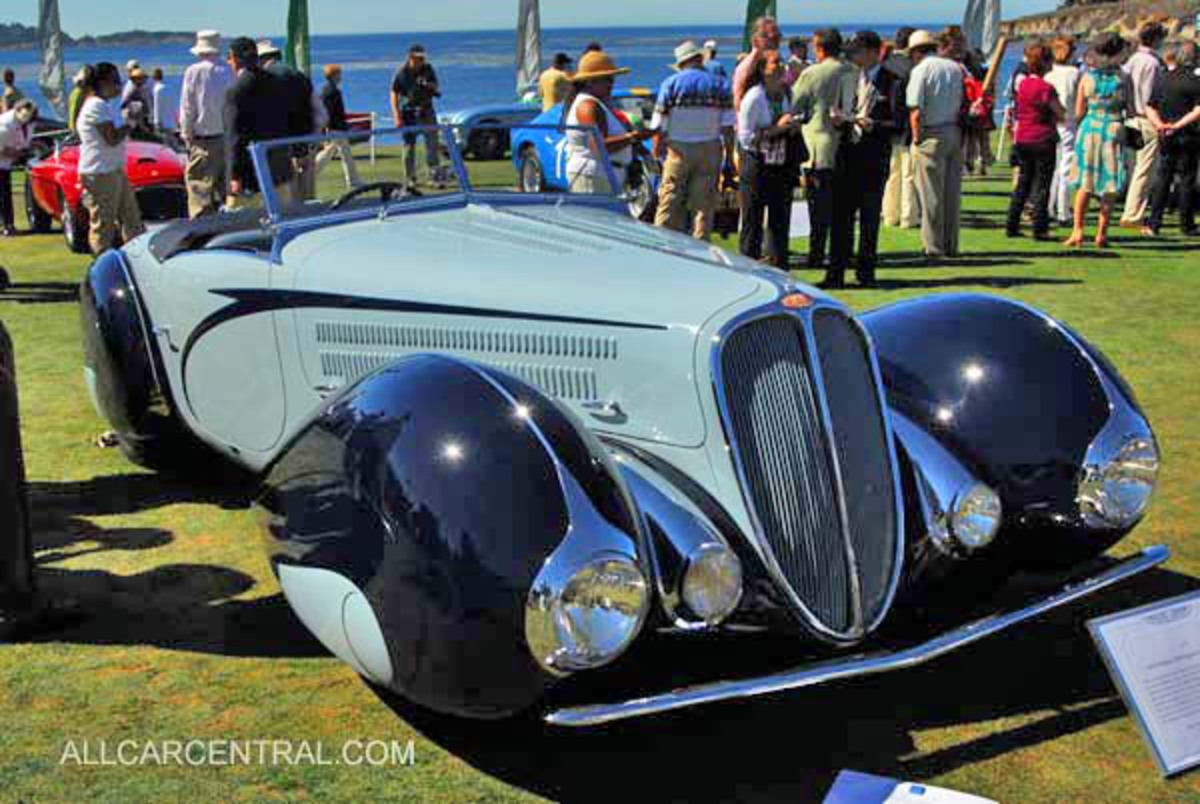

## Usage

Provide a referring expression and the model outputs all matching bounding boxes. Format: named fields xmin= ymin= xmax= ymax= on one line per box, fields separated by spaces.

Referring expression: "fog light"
xmin=951 ymin=484 xmax=1002 ymax=551
xmin=1079 ymin=438 xmax=1160 ymax=529
xmin=682 ymin=543 xmax=743 ymax=625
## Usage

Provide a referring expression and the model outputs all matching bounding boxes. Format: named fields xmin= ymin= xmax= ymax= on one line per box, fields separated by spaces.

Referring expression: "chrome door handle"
xmin=581 ymin=400 xmax=626 ymax=422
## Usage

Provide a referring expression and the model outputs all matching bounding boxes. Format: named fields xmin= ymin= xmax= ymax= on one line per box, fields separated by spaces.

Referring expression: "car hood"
xmin=281 ymin=200 xmax=783 ymax=447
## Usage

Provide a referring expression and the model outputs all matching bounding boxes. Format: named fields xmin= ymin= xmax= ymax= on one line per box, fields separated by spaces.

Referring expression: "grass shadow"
xmin=372 ymin=562 xmax=1198 ymax=803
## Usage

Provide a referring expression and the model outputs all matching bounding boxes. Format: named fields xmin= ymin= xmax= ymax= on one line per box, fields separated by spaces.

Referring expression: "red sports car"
xmin=25 ymin=136 xmax=187 ymax=253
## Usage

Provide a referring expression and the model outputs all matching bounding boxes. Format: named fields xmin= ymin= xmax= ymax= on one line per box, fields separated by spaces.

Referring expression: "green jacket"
xmin=791 ymin=57 xmax=859 ymax=170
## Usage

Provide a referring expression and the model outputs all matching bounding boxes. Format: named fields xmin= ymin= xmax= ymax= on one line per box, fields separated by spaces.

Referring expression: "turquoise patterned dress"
xmin=1069 ymin=68 xmax=1127 ymax=197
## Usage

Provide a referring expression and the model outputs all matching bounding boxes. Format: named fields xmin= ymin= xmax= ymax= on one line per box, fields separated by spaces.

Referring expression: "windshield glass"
xmin=250 ymin=123 xmax=624 ymax=223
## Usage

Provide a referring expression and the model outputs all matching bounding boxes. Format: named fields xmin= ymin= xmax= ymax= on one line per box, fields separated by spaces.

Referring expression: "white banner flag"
xmin=516 ymin=0 xmax=542 ymax=96
xmin=962 ymin=0 xmax=1002 ymax=57
xmin=37 ymin=0 xmax=67 ymax=118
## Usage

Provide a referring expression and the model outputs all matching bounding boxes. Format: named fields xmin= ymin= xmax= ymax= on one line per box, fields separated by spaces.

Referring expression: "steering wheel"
xmin=329 ymin=181 xmax=415 ymax=211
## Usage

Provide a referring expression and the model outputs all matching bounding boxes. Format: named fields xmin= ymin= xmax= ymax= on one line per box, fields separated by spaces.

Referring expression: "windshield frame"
xmin=248 ymin=122 xmax=624 ymax=225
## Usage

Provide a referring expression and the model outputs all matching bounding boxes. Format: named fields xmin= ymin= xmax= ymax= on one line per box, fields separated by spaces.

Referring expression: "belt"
xmin=191 ymin=133 xmax=223 ymax=141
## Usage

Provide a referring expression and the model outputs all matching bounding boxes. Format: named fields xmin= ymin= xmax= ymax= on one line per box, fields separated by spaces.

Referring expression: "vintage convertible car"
xmin=27 ymin=135 xmax=187 ymax=253
xmin=80 ymin=126 xmax=1166 ymax=726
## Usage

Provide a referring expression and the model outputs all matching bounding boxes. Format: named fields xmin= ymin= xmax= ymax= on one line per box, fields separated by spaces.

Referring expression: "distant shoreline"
xmin=0 ymin=23 xmax=193 ymax=52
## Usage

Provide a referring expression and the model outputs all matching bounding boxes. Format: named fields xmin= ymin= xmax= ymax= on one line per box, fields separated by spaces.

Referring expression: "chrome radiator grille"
xmin=718 ymin=310 xmax=899 ymax=639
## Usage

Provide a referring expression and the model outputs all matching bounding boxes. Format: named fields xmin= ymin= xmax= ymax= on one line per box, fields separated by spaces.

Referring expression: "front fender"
xmin=257 ymin=354 xmax=648 ymax=719
xmin=862 ymin=294 xmax=1154 ymax=568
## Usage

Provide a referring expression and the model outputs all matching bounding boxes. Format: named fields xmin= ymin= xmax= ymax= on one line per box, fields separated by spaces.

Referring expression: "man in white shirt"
xmin=179 ymin=30 xmax=234 ymax=218
xmin=1120 ymin=21 xmax=1167 ymax=226
xmin=77 ymin=62 xmax=144 ymax=254
xmin=651 ymin=40 xmax=736 ymax=240
xmin=906 ymin=29 xmax=966 ymax=260
xmin=0 ymin=99 xmax=37 ymax=236
xmin=151 ymin=69 xmax=174 ymax=134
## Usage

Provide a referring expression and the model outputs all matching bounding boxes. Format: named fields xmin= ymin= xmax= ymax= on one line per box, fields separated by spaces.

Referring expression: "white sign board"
xmin=822 ymin=770 xmax=997 ymax=804
xmin=1089 ymin=591 xmax=1200 ymax=777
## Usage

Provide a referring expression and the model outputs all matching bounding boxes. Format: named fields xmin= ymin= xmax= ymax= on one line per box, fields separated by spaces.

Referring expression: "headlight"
xmin=527 ymin=553 xmax=648 ymax=674
xmin=1079 ymin=438 xmax=1160 ymax=529
xmin=951 ymin=484 xmax=1002 ymax=551
xmin=681 ymin=543 xmax=743 ymax=626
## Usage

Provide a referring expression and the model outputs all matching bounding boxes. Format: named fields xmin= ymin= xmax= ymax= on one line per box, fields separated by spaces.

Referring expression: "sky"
xmin=8 ymin=0 xmax=1058 ymax=36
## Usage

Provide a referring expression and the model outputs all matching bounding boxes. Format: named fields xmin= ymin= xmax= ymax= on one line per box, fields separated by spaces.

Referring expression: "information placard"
xmin=1089 ymin=590 xmax=1200 ymax=777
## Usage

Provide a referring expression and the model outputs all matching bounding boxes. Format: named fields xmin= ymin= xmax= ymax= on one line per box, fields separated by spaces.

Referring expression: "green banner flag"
xmin=285 ymin=0 xmax=311 ymax=77
xmin=743 ymin=0 xmax=778 ymax=52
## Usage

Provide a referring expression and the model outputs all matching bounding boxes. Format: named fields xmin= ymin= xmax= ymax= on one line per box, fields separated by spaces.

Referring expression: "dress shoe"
xmin=818 ymin=276 xmax=846 ymax=290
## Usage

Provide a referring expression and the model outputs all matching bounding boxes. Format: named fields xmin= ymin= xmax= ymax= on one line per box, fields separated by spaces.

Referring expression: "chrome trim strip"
xmin=544 ymin=544 xmax=1170 ymax=726
xmin=710 ymin=301 xmax=905 ymax=644
xmin=799 ymin=311 xmax=865 ymax=637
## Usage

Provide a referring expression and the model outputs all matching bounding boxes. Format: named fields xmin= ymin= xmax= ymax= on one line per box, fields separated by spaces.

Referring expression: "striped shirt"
xmin=650 ymin=67 xmax=735 ymax=144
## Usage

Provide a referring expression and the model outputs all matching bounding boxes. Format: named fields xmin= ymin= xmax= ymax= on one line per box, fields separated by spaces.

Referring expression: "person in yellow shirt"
xmin=539 ymin=53 xmax=574 ymax=111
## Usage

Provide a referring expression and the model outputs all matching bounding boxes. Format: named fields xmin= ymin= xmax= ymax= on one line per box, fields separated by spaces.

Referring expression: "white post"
xmin=370 ymin=112 xmax=377 ymax=166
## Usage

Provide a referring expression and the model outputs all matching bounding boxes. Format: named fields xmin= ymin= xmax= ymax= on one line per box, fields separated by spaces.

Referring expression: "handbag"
xmin=1116 ymin=123 xmax=1145 ymax=151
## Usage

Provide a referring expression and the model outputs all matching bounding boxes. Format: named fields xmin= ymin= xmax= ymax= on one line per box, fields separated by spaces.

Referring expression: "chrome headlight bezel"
xmin=950 ymin=483 xmax=1003 ymax=552
xmin=526 ymin=551 xmax=650 ymax=676
xmin=1078 ymin=436 xmax=1160 ymax=530
xmin=681 ymin=542 xmax=743 ymax=626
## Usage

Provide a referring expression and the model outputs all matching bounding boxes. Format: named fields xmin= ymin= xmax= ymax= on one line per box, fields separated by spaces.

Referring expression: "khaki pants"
xmin=883 ymin=144 xmax=920 ymax=228
xmin=314 ymin=139 xmax=362 ymax=189
xmin=81 ymin=171 xmax=145 ymax=254
xmin=1121 ymin=117 xmax=1161 ymax=224
xmin=654 ymin=140 xmax=723 ymax=240
xmin=185 ymin=136 xmax=226 ymax=219
xmin=912 ymin=125 xmax=963 ymax=258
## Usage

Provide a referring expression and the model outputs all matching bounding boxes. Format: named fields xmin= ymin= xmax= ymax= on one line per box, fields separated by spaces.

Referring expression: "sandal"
xmin=1063 ymin=233 xmax=1084 ymax=248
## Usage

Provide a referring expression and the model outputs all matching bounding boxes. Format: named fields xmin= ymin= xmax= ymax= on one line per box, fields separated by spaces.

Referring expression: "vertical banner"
xmin=743 ymin=0 xmax=778 ymax=53
xmin=962 ymin=0 xmax=1002 ymax=57
xmin=516 ymin=0 xmax=542 ymax=96
xmin=285 ymin=0 xmax=311 ymax=77
xmin=37 ymin=0 xmax=67 ymax=118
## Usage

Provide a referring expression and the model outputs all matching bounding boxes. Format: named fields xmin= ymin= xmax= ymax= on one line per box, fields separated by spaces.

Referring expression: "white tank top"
xmin=564 ymin=92 xmax=630 ymax=185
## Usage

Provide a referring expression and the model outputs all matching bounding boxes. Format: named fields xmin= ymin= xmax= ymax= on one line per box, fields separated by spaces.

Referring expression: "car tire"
xmin=0 ymin=322 xmax=35 ymax=605
xmin=469 ymin=126 xmax=508 ymax=161
xmin=23 ymin=176 xmax=53 ymax=233
xmin=518 ymin=149 xmax=546 ymax=194
xmin=61 ymin=195 xmax=90 ymax=254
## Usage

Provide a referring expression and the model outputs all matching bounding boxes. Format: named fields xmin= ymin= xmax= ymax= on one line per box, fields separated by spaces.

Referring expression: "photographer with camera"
xmin=390 ymin=45 xmax=448 ymax=190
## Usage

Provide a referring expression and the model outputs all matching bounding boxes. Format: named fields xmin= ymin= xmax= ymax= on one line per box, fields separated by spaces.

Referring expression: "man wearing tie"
xmin=829 ymin=31 xmax=907 ymax=288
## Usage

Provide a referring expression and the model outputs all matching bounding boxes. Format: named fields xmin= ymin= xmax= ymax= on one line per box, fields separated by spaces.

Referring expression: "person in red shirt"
xmin=1006 ymin=40 xmax=1065 ymax=239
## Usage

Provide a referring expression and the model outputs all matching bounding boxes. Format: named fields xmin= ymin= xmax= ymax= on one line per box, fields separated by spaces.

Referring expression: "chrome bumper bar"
xmin=545 ymin=545 xmax=1169 ymax=727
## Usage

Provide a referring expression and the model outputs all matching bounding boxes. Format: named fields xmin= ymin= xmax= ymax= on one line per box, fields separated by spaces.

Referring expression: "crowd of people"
xmin=550 ymin=17 xmax=1200 ymax=288
xmin=1 ymin=19 xmax=1198 ymax=271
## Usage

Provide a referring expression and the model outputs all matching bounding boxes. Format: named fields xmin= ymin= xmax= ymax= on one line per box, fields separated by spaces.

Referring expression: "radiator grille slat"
xmin=719 ymin=312 xmax=899 ymax=638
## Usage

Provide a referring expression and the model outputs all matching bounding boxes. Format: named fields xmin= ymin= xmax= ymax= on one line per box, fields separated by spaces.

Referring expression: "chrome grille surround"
xmin=712 ymin=301 xmax=905 ymax=645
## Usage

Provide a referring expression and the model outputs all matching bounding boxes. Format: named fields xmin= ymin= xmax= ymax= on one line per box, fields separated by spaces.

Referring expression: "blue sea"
xmin=2 ymin=25 xmax=1021 ymax=121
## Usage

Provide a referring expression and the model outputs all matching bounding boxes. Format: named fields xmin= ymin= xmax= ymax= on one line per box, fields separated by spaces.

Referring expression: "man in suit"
xmin=829 ymin=31 xmax=906 ymax=288
xmin=791 ymin=28 xmax=859 ymax=279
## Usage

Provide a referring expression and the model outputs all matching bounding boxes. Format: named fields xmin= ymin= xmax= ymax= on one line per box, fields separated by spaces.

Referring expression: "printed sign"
xmin=822 ymin=770 xmax=997 ymax=804
xmin=1090 ymin=591 xmax=1200 ymax=777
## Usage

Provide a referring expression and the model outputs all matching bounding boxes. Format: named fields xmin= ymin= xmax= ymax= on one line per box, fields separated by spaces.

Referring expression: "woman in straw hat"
xmin=561 ymin=50 xmax=649 ymax=194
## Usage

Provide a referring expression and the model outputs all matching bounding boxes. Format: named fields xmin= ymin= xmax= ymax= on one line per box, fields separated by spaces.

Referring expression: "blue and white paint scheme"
xmin=79 ymin=124 xmax=1168 ymax=726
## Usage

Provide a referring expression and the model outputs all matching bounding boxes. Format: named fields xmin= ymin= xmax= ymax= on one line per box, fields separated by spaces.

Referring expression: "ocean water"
xmin=2 ymin=25 xmax=1021 ymax=122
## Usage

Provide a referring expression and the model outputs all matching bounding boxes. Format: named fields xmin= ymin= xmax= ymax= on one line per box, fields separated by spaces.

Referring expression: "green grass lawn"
xmin=1 ymin=156 xmax=1198 ymax=803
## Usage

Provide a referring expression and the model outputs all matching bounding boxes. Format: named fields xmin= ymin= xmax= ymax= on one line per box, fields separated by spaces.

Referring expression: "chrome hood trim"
xmin=545 ymin=545 xmax=1169 ymax=726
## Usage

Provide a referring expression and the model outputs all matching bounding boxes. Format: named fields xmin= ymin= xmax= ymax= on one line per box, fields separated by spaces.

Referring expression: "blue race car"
xmin=511 ymin=89 xmax=660 ymax=221
xmin=439 ymin=100 xmax=544 ymax=161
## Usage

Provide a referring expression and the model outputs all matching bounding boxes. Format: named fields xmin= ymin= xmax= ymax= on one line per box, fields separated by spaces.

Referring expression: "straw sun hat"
xmin=906 ymin=29 xmax=938 ymax=53
xmin=571 ymin=51 xmax=631 ymax=83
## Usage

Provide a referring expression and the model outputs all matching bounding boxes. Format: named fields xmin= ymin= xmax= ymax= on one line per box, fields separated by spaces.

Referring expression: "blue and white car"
xmin=78 ymin=124 xmax=1167 ymax=727
xmin=511 ymin=88 xmax=661 ymax=221
xmin=439 ymin=100 xmax=543 ymax=161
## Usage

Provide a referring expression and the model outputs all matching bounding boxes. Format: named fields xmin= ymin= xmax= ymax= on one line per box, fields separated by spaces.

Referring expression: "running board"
xmin=545 ymin=545 xmax=1170 ymax=727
